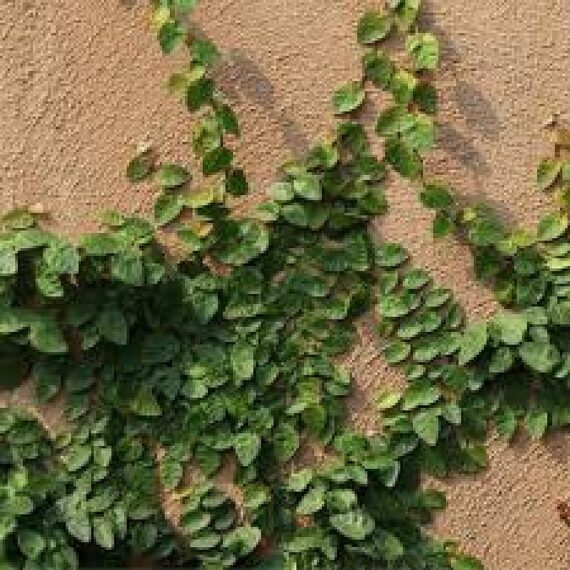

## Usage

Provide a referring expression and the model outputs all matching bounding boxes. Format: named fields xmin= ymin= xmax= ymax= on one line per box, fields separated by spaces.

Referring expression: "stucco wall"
xmin=2 ymin=0 xmax=570 ymax=568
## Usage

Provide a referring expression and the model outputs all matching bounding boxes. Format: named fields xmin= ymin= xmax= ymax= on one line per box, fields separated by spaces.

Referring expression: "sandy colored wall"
xmin=2 ymin=0 xmax=570 ymax=568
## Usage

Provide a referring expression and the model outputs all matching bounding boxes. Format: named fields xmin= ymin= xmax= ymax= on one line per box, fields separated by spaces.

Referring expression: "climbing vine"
xmin=1 ymin=1 xmax=569 ymax=569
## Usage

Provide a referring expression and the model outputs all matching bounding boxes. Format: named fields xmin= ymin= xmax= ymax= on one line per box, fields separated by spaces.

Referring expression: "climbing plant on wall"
xmin=1 ymin=1 xmax=570 ymax=568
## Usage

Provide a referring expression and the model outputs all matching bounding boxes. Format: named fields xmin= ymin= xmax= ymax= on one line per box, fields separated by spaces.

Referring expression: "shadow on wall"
xmin=421 ymin=2 xmax=505 ymax=201
xmin=215 ymin=48 xmax=311 ymax=154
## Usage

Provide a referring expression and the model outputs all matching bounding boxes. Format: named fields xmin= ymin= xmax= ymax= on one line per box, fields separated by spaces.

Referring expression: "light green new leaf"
xmin=536 ymin=159 xmax=561 ymax=191
xmin=402 ymin=382 xmax=440 ymax=411
xmin=393 ymin=0 xmax=421 ymax=31
xmin=154 ymin=192 xmax=185 ymax=226
xmin=157 ymin=164 xmax=189 ymax=189
xmin=518 ymin=341 xmax=560 ymax=373
xmin=537 ymin=212 xmax=568 ymax=241
xmin=491 ymin=312 xmax=528 ymax=346
xmin=130 ymin=388 xmax=162 ymax=417
xmin=223 ymin=526 xmax=261 ymax=557
xmin=329 ymin=510 xmax=375 ymax=541
xmin=293 ymin=174 xmax=322 ymax=201
xmin=357 ymin=11 xmax=393 ymax=44
xmin=17 ymin=530 xmax=46 ymax=560
xmin=296 ymin=485 xmax=326 ymax=515
xmin=231 ymin=340 xmax=255 ymax=381
xmin=413 ymin=410 xmax=440 ymax=446
xmin=457 ymin=322 xmax=488 ymax=365
xmin=234 ymin=432 xmax=261 ymax=467
xmin=93 ymin=516 xmax=115 ymax=550
xmin=406 ymin=33 xmax=439 ymax=70
xmin=0 ymin=244 xmax=17 ymax=276
xmin=332 ymin=82 xmax=366 ymax=115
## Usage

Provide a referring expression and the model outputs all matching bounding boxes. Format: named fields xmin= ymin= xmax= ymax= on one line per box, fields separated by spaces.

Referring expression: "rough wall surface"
xmin=2 ymin=0 xmax=570 ymax=567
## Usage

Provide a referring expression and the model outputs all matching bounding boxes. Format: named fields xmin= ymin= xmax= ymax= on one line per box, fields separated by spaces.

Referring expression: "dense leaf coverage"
xmin=1 ymin=1 xmax=569 ymax=569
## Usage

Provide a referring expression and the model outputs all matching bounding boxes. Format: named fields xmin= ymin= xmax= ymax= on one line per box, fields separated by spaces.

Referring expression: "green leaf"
xmin=518 ymin=341 xmax=560 ymax=373
xmin=329 ymin=510 xmax=375 ymax=541
xmin=376 ymin=243 xmax=408 ymax=268
xmin=127 ymin=151 xmax=154 ymax=182
xmin=29 ymin=317 xmax=68 ymax=355
xmin=181 ymin=511 xmax=211 ymax=535
xmin=234 ymin=432 xmax=261 ymax=467
xmin=420 ymin=184 xmax=454 ymax=209
xmin=43 ymin=240 xmax=79 ymax=275
xmin=130 ymin=388 xmax=162 ymax=417
xmin=214 ymin=220 xmax=269 ymax=266
xmin=216 ymin=104 xmax=240 ymax=135
xmin=377 ymin=391 xmax=401 ymax=411
xmin=385 ymin=138 xmax=422 ymax=178
xmin=296 ymin=485 xmax=326 ymax=515
xmin=490 ymin=312 xmax=527 ymax=346
xmin=537 ymin=212 xmax=568 ymax=241
xmin=536 ymin=159 xmax=561 ymax=191
xmin=363 ymin=51 xmax=394 ymax=89
xmin=433 ymin=211 xmax=455 ymax=237
xmin=97 ymin=307 xmax=128 ymax=345
xmin=63 ymin=444 xmax=92 ymax=472
xmin=332 ymin=82 xmax=365 ymax=115
xmin=154 ymin=192 xmax=185 ymax=226
xmin=0 ymin=244 xmax=17 ymax=276
xmin=111 ymin=251 xmax=144 ymax=286
xmin=384 ymin=340 xmax=411 ymax=364
xmin=378 ymin=291 xmax=418 ymax=319
xmin=270 ymin=181 xmax=295 ymax=202
xmin=158 ymin=20 xmax=184 ymax=54
xmin=188 ymin=530 xmax=221 ymax=550
xmin=226 ymin=168 xmax=248 ymax=196
xmin=192 ymin=38 xmax=220 ymax=66
xmin=525 ymin=408 xmax=548 ymax=440
xmin=285 ymin=470 xmax=314 ymax=494
xmin=231 ymin=340 xmax=255 ymax=381
xmin=390 ymin=70 xmax=417 ymax=105
xmin=357 ymin=11 xmax=393 ymax=44
xmin=406 ymin=33 xmax=439 ymax=70
xmin=273 ymin=421 xmax=299 ymax=462
xmin=65 ymin=508 xmax=91 ymax=543
xmin=458 ymin=322 xmax=488 ymax=365
xmin=494 ymin=405 xmax=517 ymax=440
xmin=157 ymin=164 xmax=189 ymax=189
xmin=451 ymin=555 xmax=484 ymax=570
xmin=186 ymin=78 xmax=214 ymax=111
xmin=17 ymin=530 xmax=46 ymax=560
xmin=402 ymin=381 xmax=440 ymax=411
xmin=413 ymin=410 xmax=440 ymax=446
xmin=223 ymin=526 xmax=261 ymax=557
xmin=393 ymin=0 xmax=421 ymax=31
xmin=203 ymin=147 xmax=234 ymax=175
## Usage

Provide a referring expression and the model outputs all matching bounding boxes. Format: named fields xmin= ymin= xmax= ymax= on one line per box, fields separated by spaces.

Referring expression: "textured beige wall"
xmin=2 ymin=0 xmax=570 ymax=568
